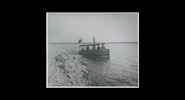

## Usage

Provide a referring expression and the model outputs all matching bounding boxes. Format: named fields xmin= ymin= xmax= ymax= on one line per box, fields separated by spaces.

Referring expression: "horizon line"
xmin=49 ymin=42 xmax=138 ymax=44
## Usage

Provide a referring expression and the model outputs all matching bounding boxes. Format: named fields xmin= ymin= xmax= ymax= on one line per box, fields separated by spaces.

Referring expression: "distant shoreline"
xmin=49 ymin=42 xmax=138 ymax=44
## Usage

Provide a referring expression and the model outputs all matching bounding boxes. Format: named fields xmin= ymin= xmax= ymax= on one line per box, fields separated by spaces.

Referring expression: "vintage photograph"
xmin=46 ymin=12 xmax=139 ymax=88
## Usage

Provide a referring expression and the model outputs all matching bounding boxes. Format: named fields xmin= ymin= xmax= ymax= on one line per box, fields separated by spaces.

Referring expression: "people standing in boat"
xmin=101 ymin=45 xmax=105 ymax=50
xmin=97 ymin=45 xmax=100 ymax=50
xmin=86 ymin=46 xmax=89 ymax=50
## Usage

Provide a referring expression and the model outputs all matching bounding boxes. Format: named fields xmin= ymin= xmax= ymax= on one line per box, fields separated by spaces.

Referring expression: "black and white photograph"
xmin=46 ymin=12 xmax=139 ymax=88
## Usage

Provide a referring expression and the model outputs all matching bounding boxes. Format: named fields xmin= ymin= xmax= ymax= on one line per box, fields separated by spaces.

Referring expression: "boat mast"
xmin=93 ymin=37 xmax=95 ymax=43
xmin=93 ymin=37 xmax=95 ymax=49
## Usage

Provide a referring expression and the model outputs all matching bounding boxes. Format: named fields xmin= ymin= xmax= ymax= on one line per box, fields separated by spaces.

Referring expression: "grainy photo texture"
xmin=46 ymin=13 xmax=139 ymax=88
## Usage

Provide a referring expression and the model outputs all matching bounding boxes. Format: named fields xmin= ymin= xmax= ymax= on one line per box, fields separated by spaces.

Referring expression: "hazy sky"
xmin=47 ymin=13 xmax=138 ymax=43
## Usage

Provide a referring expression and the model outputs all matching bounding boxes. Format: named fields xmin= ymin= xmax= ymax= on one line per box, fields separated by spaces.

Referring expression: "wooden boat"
xmin=79 ymin=37 xmax=110 ymax=58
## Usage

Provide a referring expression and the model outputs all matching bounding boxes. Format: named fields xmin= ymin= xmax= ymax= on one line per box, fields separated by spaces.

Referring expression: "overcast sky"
xmin=47 ymin=13 xmax=138 ymax=43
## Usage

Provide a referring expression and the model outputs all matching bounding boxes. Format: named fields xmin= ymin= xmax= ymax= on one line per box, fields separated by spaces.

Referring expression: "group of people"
xmin=82 ymin=45 xmax=105 ymax=51
xmin=97 ymin=45 xmax=105 ymax=50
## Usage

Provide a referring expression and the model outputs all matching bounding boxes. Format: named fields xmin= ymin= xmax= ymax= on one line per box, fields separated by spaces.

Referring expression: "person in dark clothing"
xmin=101 ymin=45 xmax=105 ymax=50
xmin=97 ymin=45 xmax=100 ymax=50
xmin=86 ymin=46 xmax=89 ymax=50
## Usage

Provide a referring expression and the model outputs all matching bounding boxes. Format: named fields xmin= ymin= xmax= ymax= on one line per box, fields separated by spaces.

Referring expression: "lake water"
xmin=48 ymin=43 xmax=138 ymax=86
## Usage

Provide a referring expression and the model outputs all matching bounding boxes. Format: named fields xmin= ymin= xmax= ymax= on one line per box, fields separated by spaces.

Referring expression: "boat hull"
xmin=79 ymin=49 xmax=109 ymax=57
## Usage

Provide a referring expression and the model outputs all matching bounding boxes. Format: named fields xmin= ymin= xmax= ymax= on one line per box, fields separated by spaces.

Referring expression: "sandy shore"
xmin=48 ymin=52 xmax=91 ymax=86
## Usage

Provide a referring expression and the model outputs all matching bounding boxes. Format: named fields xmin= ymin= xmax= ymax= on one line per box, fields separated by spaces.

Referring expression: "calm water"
xmin=48 ymin=43 xmax=138 ymax=86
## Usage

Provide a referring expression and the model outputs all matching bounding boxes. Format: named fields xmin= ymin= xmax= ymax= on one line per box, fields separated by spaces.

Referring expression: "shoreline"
xmin=48 ymin=52 xmax=91 ymax=86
